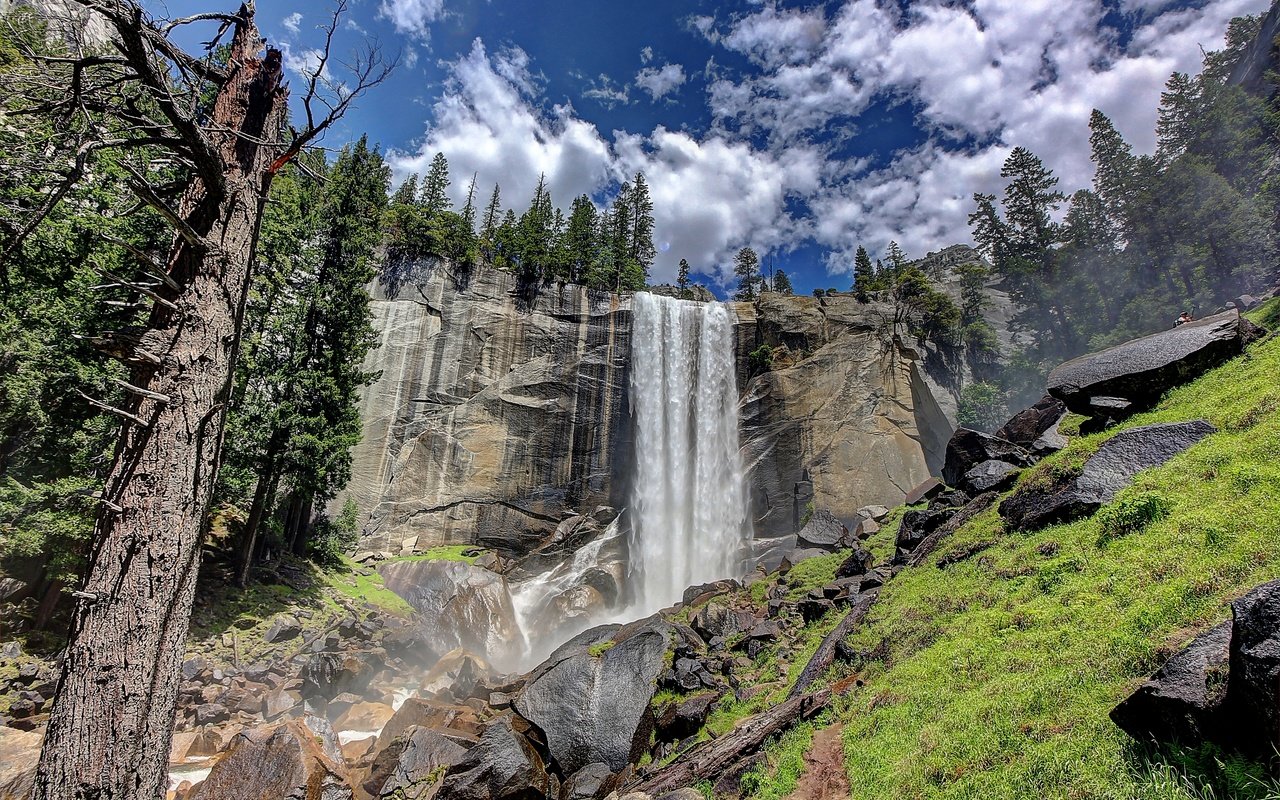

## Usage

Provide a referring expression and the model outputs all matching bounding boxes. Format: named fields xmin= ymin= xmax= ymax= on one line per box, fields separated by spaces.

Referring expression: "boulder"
xmin=963 ymin=459 xmax=1021 ymax=493
xmin=941 ymin=428 xmax=1033 ymax=491
xmin=1000 ymin=421 xmax=1215 ymax=531
xmin=994 ymin=395 xmax=1068 ymax=450
xmin=382 ymin=697 xmax=484 ymax=744
xmin=1047 ymin=310 xmax=1249 ymax=419
xmin=691 ymin=600 xmax=738 ymax=643
xmin=364 ymin=726 xmax=470 ymax=799
xmin=263 ymin=614 xmax=303 ymax=644
xmin=681 ymin=580 xmax=738 ymax=606
xmin=562 ymin=763 xmax=616 ymax=800
xmin=515 ymin=619 xmax=670 ymax=774
xmin=0 ymin=727 xmax=40 ymax=800
xmin=653 ymin=693 xmax=720 ymax=743
xmin=1224 ymin=579 xmax=1280 ymax=758
xmin=1110 ymin=621 xmax=1231 ymax=745
xmin=834 ymin=546 xmax=875 ymax=579
xmin=186 ymin=718 xmax=352 ymax=800
xmin=903 ymin=478 xmax=944 ymax=506
xmin=857 ymin=505 xmax=890 ymax=522
xmin=418 ymin=649 xmax=490 ymax=701
xmin=334 ymin=701 xmax=395 ymax=733
xmin=795 ymin=510 xmax=851 ymax=550
xmin=436 ymin=717 xmax=549 ymax=800
xmin=895 ymin=508 xmax=953 ymax=553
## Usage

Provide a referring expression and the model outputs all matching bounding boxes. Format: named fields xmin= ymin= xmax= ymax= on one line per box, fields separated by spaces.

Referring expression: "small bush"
xmin=1096 ymin=492 xmax=1170 ymax=544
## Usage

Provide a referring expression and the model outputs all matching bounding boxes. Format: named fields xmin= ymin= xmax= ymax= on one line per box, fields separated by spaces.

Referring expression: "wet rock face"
xmin=515 ymin=619 xmax=671 ymax=774
xmin=1000 ymin=421 xmax=1216 ymax=532
xmin=343 ymin=259 xmax=633 ymax=556
xmin=379 ymin=559 xmax=526 ymax=669
xmin=435 ymin=717 xmax=550 ymax=800
xmin=1047 ymin=310 xmax=1249 ymax=423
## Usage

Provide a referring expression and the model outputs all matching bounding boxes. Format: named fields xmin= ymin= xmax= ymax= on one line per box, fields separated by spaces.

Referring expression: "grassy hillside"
xmin=827 ymin=305 xmax=1280 ymax=799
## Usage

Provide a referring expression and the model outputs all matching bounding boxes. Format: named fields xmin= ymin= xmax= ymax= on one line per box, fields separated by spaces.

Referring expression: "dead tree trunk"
xmin=33 ymin=9 xmax=288 ymax=800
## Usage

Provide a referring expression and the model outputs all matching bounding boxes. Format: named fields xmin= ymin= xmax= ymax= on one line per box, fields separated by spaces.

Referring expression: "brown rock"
xmin=381 ymin=697 xmax=484 ymax=744
xmin=335 ymin=701 xmax=395 ymax=733
xmin=186 ymin=718 xmax=353 ymax=800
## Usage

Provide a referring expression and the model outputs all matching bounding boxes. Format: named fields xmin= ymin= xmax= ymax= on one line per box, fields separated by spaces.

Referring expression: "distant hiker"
xmin=1175 ymin=311 xmax=1194 ymax=326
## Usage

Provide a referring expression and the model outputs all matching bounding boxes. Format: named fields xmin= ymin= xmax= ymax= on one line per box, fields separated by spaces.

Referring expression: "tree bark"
xmin=33 ymin=9 xmax=287 ymax=800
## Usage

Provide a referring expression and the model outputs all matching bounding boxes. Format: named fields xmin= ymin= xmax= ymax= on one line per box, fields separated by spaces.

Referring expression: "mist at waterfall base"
xmin=505 ymin=292 xmax=754 ymax=669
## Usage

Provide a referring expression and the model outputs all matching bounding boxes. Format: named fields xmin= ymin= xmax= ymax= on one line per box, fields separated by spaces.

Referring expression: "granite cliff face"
xmin=346 ymin=250 xmax=1010 ymax=554
xmin=344 ymin=261 xmax=632 ymax=556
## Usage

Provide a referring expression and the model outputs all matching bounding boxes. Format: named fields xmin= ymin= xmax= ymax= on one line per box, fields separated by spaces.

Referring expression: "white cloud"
xmin=388 ymin=40 xmax=813 ymax=286
xmin=378 ymin=0 xmax=445 ymax=41
xmin=634 ymin=63 xmax=687 ymax=101
xmin=640 ymin=46 xmax=654 ymax=65
xmin=282 ymin=12 xmax=301 ymax=35
xmin=697 ymin=0 xmax=1272 ymax=271
xmin=281 ymin=43 xmax=332 ymax=83
xmin=583 ymin=74 xmax=630 ymax=108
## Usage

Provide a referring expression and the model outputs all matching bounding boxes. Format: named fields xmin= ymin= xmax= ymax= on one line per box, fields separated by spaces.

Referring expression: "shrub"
xmin=957 ymin=382 xmax=1006 ymax=431
xmin=749 ymin=344 xmax=774 ymax=377
xmin=311 ymin=498 xmax=360 ymax=565
xmin=1096 ymin=492 xmax=1170 ymax=544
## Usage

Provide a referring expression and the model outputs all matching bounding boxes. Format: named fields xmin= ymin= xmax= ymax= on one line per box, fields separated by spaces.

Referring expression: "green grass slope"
xmin=834 ymin=307 xmax=1280 ymax=799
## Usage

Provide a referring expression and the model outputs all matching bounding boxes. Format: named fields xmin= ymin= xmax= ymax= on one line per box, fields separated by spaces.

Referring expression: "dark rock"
xmin=904 ymin=477 xmax=945 ymax=506
xmin=1000 ymin=421 xmax=1216 ymax=531
xmin=654 ymin=692 xmax=720 ymax=743
xmin=796 ymin=597 xmax=835 ymax=623
xmin=1232 ymin=294 xmax=1259 ymax=311
xmin=436 ymin=717 xmax=549 ymax=800
xmin=779 ymin=548 xmax=828 ymax=572
xmin=1110 ymin=621 xmax=1231 ymax=746
xmin=300 ymin=650 xmax=384 ymax=700
xmin=681 ymin=580 xmax=738 ymax=606
xmin=929 ymin=488 xmax=971 ymax=509
xmin=713 ymin=753 xmax=767 ymax=797
xmin=515 ymin=619 xmax=670 ymax=774
xmin=561 ymin=763 xmax=615 ymax=800
xmin=365 ymin=726 xmax=469 ymax=799
xmin=796 ymin=510 xmax=851 ymax=550
xmin=995 ymin=395 xmax=1068 ymax=449
xmin=194 ymin=703 xmax=230 ymax=726
xmin=187 ymin=718 xmax=351 ymax=800
xmin=1225 ymin=579 xmax=1280 ymax=758
xmin=834 ymin=546 xmax=874 ymax=579
xmin=264 ymin=614 xmax=303 ymax=644
xmin=735 ymin=621 xmax=781 ymax=659
xmin=263 ymin=686 xmax=302 ymax=719
xmin=941 ymin=428 xmax=1033 ymax=491
xmin=182 ymin=656 xmax=209 ymax=682
xmin=691 ymin=600 xmax=738 ymax=642
xmin=1047 ymin=310 xmax=1248 ymax=419
xmin=963 ymin=460 xmax=1021 ymax=493
xmin=896 ymin=508 xmax=953 ymax=553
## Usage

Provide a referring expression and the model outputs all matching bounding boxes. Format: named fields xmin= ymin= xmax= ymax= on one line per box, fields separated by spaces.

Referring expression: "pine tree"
xmin=481 ymin=184 xmax=502 ymax=239
xmin=853 ymin=245 xmax=875 ymax=301
xmin=628 ymin=171 xmax=656 ymax=277
xmin=773 ymin=269 xmax=794 ymax=295
xmin=733 ymin=247 xmax=761 ymax=301
xmin=461 ymin=173 xmax=478 ymax=232
xmin=421 ymin=151 xmax=451 ymax=215
xmin=391 ymin=173 xmax=418 ymax=206
xmin=677 ymin=258 xmax=691 ymax=299
xmin=564 ymin=195 xmax=597 ymax=284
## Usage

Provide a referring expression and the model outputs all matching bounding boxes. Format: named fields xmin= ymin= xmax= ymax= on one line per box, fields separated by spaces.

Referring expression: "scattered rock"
xmin=263 ymin=614 xmax=303 ymax=644
xmin=941 ymin=428 xmax=1033 ymax=492
xmin=562 ymin=763 xmax=616 ymax=800
xmin=300 ymin=650 xmax=384 ymax=701
xmin=857 ymin=505 xmax=890 ymax=522
xmin=834 ymin=546 xmax=874 ymax=579
xmin=1000 ymin=421 xmax=1216 ymax=532
xmin=681 ymin=580 xmax=738 ymax=606
xmin=1047 ymin=310 xmax=1250 ymax=421
xmin=435 ymin=716 xmax=549 ymax=800
xmin=895 ymin=508 xmax=953 ymax=554
xmin=995 ymin=395 xmax=1068 ymax=450
xmin=691 ymin=600 xmax=738 ymax=643
xmin=1110 ymin=621 xmax=1231 ymax=746
xmin=796 ymin=510 xmax=851 ymax=550
xmin=779 ymin=548 xmax=828 ymax=572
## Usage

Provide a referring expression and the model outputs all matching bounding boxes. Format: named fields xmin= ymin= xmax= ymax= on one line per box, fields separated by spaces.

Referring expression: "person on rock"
xmin=1175 ymin=310 xmax=1194 ymax=326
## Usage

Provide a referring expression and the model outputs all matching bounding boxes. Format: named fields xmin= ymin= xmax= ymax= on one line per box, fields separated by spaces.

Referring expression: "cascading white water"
xmin=627 ymin=292 xmax=751 ymax=612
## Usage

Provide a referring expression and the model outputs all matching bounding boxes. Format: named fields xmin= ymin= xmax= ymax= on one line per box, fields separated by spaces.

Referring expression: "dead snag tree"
xmin=3 ymin=2 xmax=391 ymax=798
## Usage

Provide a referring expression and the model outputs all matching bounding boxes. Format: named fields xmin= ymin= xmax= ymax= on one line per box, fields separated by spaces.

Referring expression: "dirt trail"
xmin=784 ymin=723 xmax=851 ymax=800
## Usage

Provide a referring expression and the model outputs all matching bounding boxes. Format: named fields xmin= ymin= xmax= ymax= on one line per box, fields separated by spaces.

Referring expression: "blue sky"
xmin=154 ymin=0 xmax=1270 ymax=295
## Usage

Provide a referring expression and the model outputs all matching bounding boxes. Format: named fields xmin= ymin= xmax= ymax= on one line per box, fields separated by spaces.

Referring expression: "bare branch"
xmin=99 ymin=234 xmax=181 ymax=291
xmin=110 ymin=377 xmax=170 ymax=404
xmin=74 ymin=389 xmax=150 ymax=427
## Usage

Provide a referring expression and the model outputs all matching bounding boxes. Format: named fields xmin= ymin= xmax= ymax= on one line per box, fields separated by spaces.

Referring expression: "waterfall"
xmin=627 ymin=292 xmax=751 ymax=612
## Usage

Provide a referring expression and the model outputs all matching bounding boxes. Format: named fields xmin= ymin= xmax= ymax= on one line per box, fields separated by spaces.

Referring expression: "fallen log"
xmin=629 ymin=688 xmax=831 ymax=796
xmin=788 ymin=588 xmax=879 ymax=700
